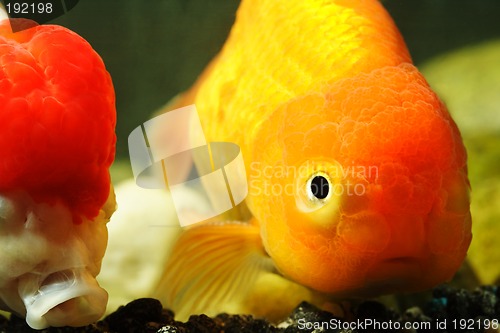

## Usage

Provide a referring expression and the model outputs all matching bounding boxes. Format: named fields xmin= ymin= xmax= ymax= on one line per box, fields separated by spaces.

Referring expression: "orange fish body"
xmin=156 ymin=0 xmax=471 ymax=320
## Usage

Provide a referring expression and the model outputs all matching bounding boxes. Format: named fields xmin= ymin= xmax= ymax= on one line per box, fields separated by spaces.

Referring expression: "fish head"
xmin=249 ymin=63 xmax=471 ymax=296
xmin=0 ymin=20 xmax=116 ymax=328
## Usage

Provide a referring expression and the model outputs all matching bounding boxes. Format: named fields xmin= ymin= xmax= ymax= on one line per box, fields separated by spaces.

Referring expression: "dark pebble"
xmin=1 ymin=313 xmax=102 ymax=333
xmin=282 ymin=301 xmax=343 ymax=333
xmin=0 ymin=285 xmax=498 ymax=333
xmin=103 ymin=298 xmax=166 ymax=333
xmin=214 ymin=313 xmax=276 ymax=333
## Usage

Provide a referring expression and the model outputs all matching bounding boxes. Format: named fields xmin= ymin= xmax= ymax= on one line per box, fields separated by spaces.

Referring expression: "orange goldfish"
xmin=154 ymin=0 xmax=471 ymax=320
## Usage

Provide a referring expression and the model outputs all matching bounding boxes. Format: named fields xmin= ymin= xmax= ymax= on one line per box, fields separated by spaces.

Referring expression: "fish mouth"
xmin=363 ymin=257 xmax=423 ymax=293
xmin=334 ymin=257 xmax=423 ymax=298
xmin=18 ymin=268 xmax=108 ymax=329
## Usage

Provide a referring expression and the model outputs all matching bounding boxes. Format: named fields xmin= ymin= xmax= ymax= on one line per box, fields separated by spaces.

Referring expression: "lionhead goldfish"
xmin=0 ymin=19 xmax=116 ymax=328
xmin=155 ymin=0 xmax=471 ymax=320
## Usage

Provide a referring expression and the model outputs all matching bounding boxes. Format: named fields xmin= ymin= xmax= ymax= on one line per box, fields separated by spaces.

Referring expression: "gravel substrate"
xmin=1 ymin=285 xmax=499 ymax=333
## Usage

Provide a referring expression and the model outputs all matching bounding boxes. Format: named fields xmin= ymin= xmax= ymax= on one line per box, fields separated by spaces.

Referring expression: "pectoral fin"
xmin=154 ymin=221 xmax=275 ymax=321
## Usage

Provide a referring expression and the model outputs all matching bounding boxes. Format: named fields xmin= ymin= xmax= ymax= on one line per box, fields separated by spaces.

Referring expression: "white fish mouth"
xmin=18 ymin=268 xmax=108 ymax=329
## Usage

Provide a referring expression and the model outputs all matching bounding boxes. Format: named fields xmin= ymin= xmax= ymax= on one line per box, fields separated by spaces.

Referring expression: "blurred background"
xmin=49 ymin=1 xmax=500 ymax=288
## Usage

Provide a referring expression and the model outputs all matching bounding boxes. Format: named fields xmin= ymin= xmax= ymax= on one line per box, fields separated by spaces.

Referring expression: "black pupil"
xmin=311 ymin=175 xmax=329 ymax=199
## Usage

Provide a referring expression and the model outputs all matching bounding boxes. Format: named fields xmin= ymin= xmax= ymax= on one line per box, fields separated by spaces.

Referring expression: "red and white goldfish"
xmin=154 ymin=0 xmax=472 ymax=321
xmin=0 ymin=19 xmax=116 ymax=329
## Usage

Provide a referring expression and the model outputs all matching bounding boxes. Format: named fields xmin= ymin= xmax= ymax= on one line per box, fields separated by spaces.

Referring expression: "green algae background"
xmin=421 ymin=42 xmax=500 ymax=285
xmin=49 ymin=1 xmax=499 ymax=284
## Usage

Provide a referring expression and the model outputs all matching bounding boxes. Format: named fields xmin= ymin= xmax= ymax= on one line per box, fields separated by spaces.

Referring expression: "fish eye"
xmin=294 ymin=160 xmax=342 ymax=215
xmin=306 ymin=172 xmax=332 ymax=202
